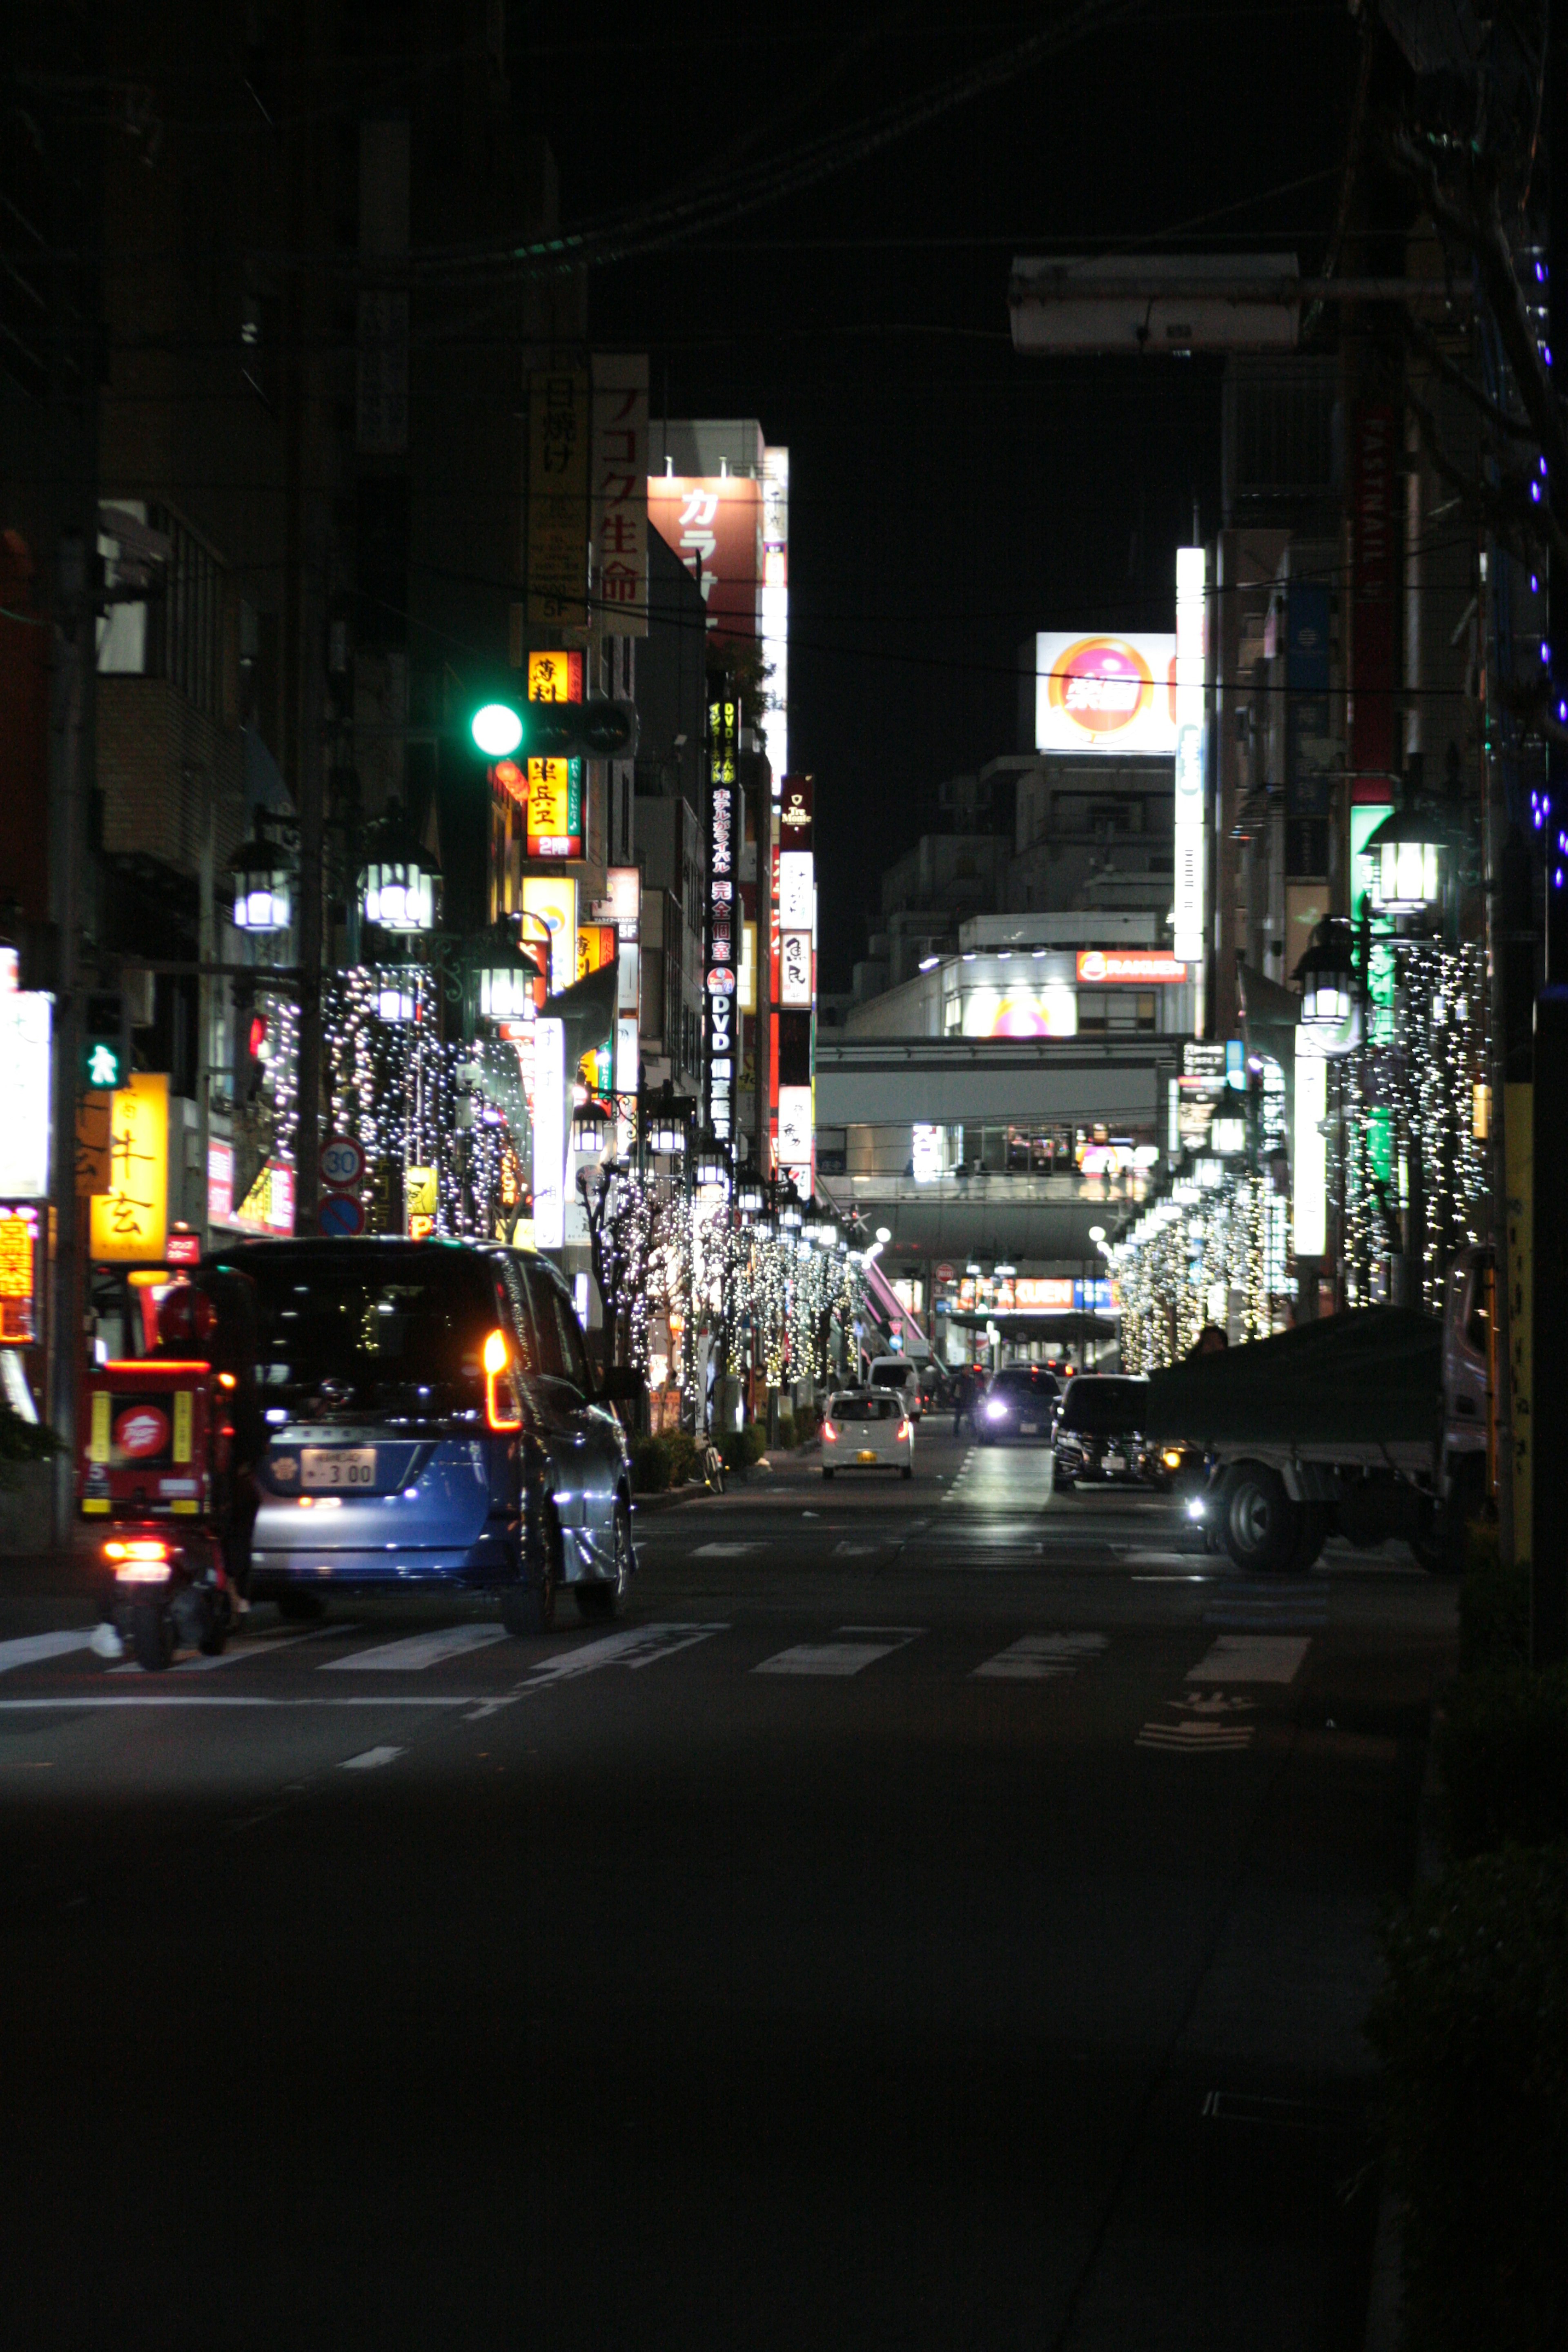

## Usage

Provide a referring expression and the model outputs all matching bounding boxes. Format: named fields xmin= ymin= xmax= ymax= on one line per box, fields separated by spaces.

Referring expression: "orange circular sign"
xmin=1048 ymin=637 xmax=1154 ymax=735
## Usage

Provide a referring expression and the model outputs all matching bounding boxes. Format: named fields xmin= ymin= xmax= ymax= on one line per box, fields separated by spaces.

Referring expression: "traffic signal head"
xmin=471 ymin=702 xmax=524 ymax=759
xmin=467 ymin=696 xmax=637 ymax=763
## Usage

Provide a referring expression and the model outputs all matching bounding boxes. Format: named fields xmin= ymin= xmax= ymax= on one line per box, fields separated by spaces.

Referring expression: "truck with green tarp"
xmin=1141 ymin=1258 xmax=1490 ymax=1572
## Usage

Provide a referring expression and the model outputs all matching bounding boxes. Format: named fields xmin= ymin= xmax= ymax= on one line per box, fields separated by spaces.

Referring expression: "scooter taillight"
xmin=105 ymin=1537 xmax=174 ymax=1583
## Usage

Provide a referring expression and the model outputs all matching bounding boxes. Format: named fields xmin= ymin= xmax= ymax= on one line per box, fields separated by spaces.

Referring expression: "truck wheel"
xmin=1221 ymin=1462 xmax=1302 ymax=1575
xmin=1287 ymin=1501 xmax=1330 ymax=1573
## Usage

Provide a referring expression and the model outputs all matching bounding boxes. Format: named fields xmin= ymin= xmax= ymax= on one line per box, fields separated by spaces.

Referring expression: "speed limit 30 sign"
xmin=319 ymin=1134 xmax=366 ymax=1192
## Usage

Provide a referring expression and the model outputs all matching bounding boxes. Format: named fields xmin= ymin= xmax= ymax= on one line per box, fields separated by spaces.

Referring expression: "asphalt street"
xmin=0 ymin=1427 xmax=1456 ymax=2350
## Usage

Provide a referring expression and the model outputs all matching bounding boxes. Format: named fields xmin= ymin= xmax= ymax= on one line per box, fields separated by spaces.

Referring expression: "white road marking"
xmin=1186 ymin=1635 xmax=1311 ymax=1684
xmin=109 ymin=1622 xmax=356 ymax=1677
xmin=973 ymin=1633 xmax=1107 ymax=1681
xmin=0 ymin=1630 xmax=96 ymax=1675
xmin=184 ymin=1624 xmax=352 ymax=1672
xmin=523 ymin=1623 xmax=727 ymax=1684
xmin=0 ymin=1696 xmax=475 ymax=1711
xmin=832 ymin=1541 xmax=879 ymax=1556
xmin=691 ymin=1542 xmax=762 ymax=1557
xmin=754 ymin=1626 xmax=924 ymax=1677
xmin=340 ymin=1746 xmax=403 ymax=1771
xmin=1136 ymin=1721 xmax=1256 ymax=1751
xmin=322 ymin=1625 xmax=510 ymax=1673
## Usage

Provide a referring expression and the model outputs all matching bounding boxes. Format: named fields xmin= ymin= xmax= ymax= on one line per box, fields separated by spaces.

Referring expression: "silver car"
xmin=222 ymin=1238 xmax=635 ymax=1632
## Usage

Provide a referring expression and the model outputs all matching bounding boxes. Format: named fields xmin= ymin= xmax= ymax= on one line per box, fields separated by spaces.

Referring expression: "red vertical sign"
xmin=1350 ymin=404 xmax=1397 ymax=789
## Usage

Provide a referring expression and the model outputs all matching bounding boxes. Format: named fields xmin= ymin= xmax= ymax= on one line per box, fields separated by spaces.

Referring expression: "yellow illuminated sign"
xmin=522 ymin=875 xmax=577 ymax=995
xmin=405 ymin=1166 xmax=439 ymax=1218
xmin=0 ymin=1214 xmax=32 ymax=1299
xmin=89 ymin=1072 xmax=168 ymax=1263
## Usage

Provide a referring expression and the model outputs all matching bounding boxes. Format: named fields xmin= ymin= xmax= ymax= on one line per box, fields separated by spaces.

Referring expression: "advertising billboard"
xmin=961 ymin=984 xmax=1077 ymax=1039
xmin=648 ymin=474 xmax=762 ymax=645
xmin=1034 ymin=631 xmax=1177 ymax=757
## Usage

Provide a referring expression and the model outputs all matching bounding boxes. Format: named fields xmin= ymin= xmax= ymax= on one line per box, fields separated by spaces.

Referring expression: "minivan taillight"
xmin=483 ymin=1328 xmax=521 ymax=1432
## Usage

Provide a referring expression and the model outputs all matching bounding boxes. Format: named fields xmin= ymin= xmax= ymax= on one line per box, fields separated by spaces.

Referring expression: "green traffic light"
xmin=471 ymin=702 xmax=524 ymax=759
xmin=82 ymin=1040 xmax=126 ymax=1090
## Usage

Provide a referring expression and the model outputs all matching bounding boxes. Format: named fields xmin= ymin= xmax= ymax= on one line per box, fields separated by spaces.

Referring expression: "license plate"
xmin=1020 ymin=1421 xmax=1038 ymax=1435
xmin=301 ymin=1447 xmax=377 ymax=1491
xmin=857 ymin=1450 xmax=878 ymax=1464
xmin=1103 ymin=1452 xmax=1126 ymax=1472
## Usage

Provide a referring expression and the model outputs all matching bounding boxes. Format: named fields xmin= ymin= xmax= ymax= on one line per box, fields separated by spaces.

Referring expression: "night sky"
xmin=524 ymin=2 xmax=1360 ymax=985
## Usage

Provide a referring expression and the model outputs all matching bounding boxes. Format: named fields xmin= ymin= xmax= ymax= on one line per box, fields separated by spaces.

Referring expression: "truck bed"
xmin=1141 ymin=1308 xmax=1443 ymax=1453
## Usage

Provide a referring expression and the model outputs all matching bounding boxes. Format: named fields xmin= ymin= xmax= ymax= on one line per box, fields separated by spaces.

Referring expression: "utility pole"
xmin=43 ymin=17 xmax=104 ymax=1545
xmin=281 ymin=14 xmax=322 ymax=1234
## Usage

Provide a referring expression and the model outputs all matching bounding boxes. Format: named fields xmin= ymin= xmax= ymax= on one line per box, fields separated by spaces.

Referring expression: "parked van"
xmin=867 ymin=1354 xmax=925 ymax=1420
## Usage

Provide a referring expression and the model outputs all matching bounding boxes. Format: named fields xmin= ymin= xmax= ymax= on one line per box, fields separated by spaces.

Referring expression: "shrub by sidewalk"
xmin=1369 ymin=1840 xmax=1568 ymax=2352
xmin=631 ymin=1429 xmax=699 ymax=1494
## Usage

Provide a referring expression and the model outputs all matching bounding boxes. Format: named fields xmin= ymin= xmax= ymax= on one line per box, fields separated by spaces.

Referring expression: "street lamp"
xmin=362 ymin=807 xmax=437 ymax=936
xmin=1364 ymin=803 xmax=1446 ymax=918
xmin=737 ymin=1178 xmax=765 ymax=1215
xmin=472 ymin=922 xmax=538 ymax=1025
xmin=1295 ymin=918 xmax=1359 ymax=1056
xmin=372 ymin=967 xmax=421 ymax=1025
xmin=228 ymin=820 xmax=294 ymax=935
xmin=695 ymin=1132 xmax=730 ymax=1191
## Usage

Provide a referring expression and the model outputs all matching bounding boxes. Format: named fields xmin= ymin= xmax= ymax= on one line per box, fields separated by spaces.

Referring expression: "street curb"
xmin=1361 ymin=1728 xmax=1445 ymax=2352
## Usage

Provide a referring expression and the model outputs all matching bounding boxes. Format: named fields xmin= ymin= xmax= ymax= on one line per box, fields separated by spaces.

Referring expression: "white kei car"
xmin=820 ymin=1390 xmax=914 ymax=1480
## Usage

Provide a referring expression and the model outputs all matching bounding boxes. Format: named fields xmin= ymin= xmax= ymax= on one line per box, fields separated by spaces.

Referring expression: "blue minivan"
xmin=212 ymin=1237 xmax=635 ymax=1633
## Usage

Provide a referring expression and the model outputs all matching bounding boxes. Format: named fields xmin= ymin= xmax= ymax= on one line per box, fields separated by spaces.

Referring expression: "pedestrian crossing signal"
xmin=81 ymin=993 xmax=129 ymax=1091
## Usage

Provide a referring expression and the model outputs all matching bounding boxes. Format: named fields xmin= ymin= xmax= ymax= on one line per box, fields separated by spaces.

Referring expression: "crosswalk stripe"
xmin=0 ymin=1630 xmax=96 ymax=1675
xmin=1186 ymin=1635 xmax=1311 ymax=1684
xmin=754 ymin=1626 xmax=924 ymax=1678
xmin=973 ymin=1633 xmax=1107 ymax=1681
xmin=692 ymin=1541 xmax=763 ymax=1557
xmin=524 ymin=1623 xmax=727 ymax=1684
xmin=1137 ymin=1723 xmax=1255 ymax=1751
xmin=322 ymin=1625 xmax=510 ymax=1673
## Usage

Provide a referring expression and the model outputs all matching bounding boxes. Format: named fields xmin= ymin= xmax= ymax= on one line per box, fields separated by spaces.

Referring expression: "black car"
xmin=975 ymin=1365 xmax=1061 ymax=1444
xmin=1052 ymin=1374 xmax=1154 ymax=1487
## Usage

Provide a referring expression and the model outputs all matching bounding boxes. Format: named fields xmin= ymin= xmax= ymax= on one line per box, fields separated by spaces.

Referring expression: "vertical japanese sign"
xmin=775 ymin=772 xmax=815 ymax=1187
xmin=526 ymin=369 xmax=590 ymax=629
xmin=527 ymin=649 xmax=584 ymax=703
xmin=90 ymin=1072 xmax=168 ymax=1262
xmin=1350 ymin=404 xmax=1397 ymax=785
xmin=592 ymin=356 xmax=648 ymax=636
xmin=647 ymin=475 xmax=762 ymax=644
xmin=1172 ymin=546 xmax=1206 ymax=966
xmin=761 ymin=446 xmax=789 ymax=785
xmin=525 ymin=761 xmax=583 ymax=859
xmin=532 ymin=1018 xmax=567 ymax=1251
xmin=1285 ymin=581 xmax=1334 ymax=826
xmin=0 ymin=992 xmax=52 ymax=1200
xmin=706 ymin=693 xmax=739 ymax=1142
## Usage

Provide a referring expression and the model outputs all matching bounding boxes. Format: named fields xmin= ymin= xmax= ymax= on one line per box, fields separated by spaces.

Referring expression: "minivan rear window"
xmin=213 ymin=1245 xmax=499 ymax=1410
xmin=1058 ymin=1377 xmax=1147 ymax=1434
